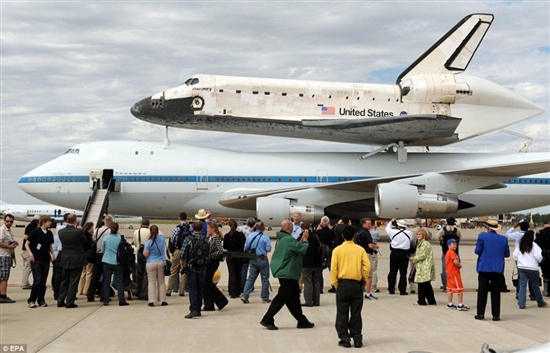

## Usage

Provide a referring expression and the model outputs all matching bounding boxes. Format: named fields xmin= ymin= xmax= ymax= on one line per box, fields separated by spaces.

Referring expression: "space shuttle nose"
xmin=130 ymin=102 xmax=140 ymax=116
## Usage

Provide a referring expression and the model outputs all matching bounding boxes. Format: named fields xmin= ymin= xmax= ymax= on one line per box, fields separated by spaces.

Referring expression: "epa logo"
xmin=1 ymin=345 xmax=27 ymax=352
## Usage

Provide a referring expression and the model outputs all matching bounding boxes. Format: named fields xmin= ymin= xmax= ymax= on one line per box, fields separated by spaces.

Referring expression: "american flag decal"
xmin=321 ymin=106 xmax=335 ymax=115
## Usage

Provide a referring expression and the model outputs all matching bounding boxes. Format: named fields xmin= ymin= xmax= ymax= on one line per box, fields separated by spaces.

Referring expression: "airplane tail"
xmin=396 ymin=13 xmax=494 ymax=83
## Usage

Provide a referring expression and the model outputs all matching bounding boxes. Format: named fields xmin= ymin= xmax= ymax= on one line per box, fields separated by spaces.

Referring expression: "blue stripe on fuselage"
xmin=17 ymin=176 xmax=550 ymax=185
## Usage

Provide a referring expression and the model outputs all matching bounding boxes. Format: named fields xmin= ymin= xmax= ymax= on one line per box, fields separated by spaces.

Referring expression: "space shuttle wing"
xmin=303 ymin=114 xmax=461 ymax=145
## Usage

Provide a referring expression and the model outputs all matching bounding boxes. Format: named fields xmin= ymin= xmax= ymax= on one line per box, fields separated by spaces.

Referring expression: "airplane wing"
xmin=219 ymin=154 xmax=550 ymax=210
xmin=302 ymin=114 xmax=461 ymax=146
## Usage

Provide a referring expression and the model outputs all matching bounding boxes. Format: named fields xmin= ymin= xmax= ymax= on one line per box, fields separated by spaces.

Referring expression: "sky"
xmin=1 ymin=0 xmax=549 ymax=213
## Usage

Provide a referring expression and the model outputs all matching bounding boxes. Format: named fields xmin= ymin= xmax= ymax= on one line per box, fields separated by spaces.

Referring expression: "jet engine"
xmin=374 ymin=183 xmax=459 ymax=218
xmin=256 ymin=197 xmax=324 ymax=227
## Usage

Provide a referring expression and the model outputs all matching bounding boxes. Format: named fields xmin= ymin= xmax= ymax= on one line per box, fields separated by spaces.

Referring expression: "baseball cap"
xmin=447 ymin=239 xmax=457 ymax=246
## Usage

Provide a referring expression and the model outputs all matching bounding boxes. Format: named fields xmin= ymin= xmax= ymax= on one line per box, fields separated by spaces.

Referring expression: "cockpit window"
xmin=184 ymin=78 xmax=200 ymax=86
xmin=64 ymin=148 xmax=80 ymax=155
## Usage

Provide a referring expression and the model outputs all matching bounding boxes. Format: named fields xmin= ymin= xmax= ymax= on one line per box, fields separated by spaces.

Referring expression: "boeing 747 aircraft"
xmin=17 ymin=141 xmax=550 ymax=227
xmin=131 ymin=14 xmax=543 ymax=150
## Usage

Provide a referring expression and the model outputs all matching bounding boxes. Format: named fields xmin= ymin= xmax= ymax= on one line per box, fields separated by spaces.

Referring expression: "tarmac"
xmin=1 ymin=223 xmax=549 ymax=353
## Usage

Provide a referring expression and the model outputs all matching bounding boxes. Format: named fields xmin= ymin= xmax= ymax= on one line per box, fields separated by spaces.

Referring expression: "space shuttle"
xmin=131 ymin=14 xmax=543 ymax=150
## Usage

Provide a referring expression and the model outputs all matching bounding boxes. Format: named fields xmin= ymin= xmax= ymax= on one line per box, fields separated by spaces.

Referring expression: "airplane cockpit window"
xmin=183 ymin=78 xmax=200 ymax=86
xmin=64 ymin=148 xmax=80 ymax=155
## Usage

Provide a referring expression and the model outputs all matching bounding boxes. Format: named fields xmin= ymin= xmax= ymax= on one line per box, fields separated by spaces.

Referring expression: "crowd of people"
xmin=1 ymin=210 xmax=549 ymax=348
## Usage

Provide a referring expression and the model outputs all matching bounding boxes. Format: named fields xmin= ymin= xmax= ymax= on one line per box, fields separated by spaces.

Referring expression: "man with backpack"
xmin=132 ymin=219 xmax=150 ymax=300
xmin=167 ymin=212 xmax=191 ymax=297
xmin=356 ymin=218 xmax=379 ymax=300
xmin=437 ymin=217 xmax=461 ymax=292
xmin=180 ymin=221 xmax=210 ymax=319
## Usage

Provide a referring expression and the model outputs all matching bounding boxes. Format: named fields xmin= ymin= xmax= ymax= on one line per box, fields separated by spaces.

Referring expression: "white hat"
xmin=195 ymin=209 xmax=209 ymax=220
xmin=396 ymin=219 xmax=408 ymax=228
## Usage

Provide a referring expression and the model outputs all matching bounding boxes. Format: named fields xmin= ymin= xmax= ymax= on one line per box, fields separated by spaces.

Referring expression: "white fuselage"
xmin=17 ymin=141 xmax=550 ymax=224
xmin=0 ymin=202 xmax=141 ymax=224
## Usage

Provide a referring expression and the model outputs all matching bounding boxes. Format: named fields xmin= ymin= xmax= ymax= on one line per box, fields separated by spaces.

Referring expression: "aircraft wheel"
xmin=191 ymin=96 xmax=204 ymax=110
xmin=128 ymin=225 xmax=134 ymax=229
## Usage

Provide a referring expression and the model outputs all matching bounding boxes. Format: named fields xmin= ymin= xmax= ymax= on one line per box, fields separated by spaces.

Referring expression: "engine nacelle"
xmin=256 ymin=197 xmax=324 ymax=228
xmin=375 ymin=183 xmax=459 ymax=218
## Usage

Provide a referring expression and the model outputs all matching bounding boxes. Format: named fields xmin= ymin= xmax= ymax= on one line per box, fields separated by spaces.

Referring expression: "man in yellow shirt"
xmin=330 ymin=225 xmax=371 ymax=348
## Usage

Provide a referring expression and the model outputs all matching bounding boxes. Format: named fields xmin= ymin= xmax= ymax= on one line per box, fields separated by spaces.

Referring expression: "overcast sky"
xmin=1 ymin=1 xmax=549 ymax=213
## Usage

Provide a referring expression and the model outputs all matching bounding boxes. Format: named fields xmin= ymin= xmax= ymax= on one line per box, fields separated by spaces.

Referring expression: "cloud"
xmin=1 ymin=1 xmax=549 ymax=209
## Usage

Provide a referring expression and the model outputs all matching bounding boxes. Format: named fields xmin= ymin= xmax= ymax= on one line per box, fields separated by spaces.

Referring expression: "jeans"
xmin=103 ymin=263 xmax=125 ymax=304
xmin=241 ymin=261 xmax=249 ymax=292
xmin=242 ymin=257 xmax=270 ymax=301
xmin=187 ymin=266 xmax=206 ymax=313
xmin=518 ymin=268 xmax=545 ymax=308
xmin=28 ymin=259 xmax=50 ymax=304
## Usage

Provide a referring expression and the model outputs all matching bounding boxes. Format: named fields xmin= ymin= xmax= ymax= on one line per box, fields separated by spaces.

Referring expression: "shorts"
xmin=446 ymin=275 xmax=464 ymax=294
xmin=0 ymin=256 xmax=13 ymax=281
xmin=366 ymin=253 xmax=374 ymax=277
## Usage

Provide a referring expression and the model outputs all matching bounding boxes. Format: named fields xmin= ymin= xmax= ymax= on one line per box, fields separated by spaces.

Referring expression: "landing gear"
xmin=357 ymin=141 xmax=407 ymax=163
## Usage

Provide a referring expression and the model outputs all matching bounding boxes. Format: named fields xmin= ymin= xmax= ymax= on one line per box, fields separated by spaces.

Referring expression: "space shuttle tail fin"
xmin=396 ymin=13 xmax=494 ymax=83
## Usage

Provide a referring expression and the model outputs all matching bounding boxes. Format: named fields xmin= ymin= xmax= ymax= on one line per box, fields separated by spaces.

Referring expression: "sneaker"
xmin=0 ymin=297 xmax=16 ymax=303
xmin=365 ymin=293 xmax=378 ymax=300
xmin=241 ymin=297 xmax=249 ymax=304
xmin=21 ymin=285 xmax=32 ymax=290
xmin=37 ymin=302 xmax=48 ymax=307
xmin=374 ymin=289 xmax=380 ymax=293
xmin=457 ymin=304 xmax=470 ymax=311
xmin=28 ymin=301 xmax=37 ymax=308
xmin=262 ymin=299 xmax=271 ymax=304
xmin=538 ymin=301 xmax=548 ymax=308
xmin=447 ymin=303 xmax=457 ymax=309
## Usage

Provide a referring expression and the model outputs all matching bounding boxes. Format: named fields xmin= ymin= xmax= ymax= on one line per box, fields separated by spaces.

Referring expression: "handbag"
xmin=408 ymin=265 xmax=416 ymax=283
xmin=164 ymin=260 xmax=172 ymax=276
xmin=512 ymin=264 xmax=519 ymax=287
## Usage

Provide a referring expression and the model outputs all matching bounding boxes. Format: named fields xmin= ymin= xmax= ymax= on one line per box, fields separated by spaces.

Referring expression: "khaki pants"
xmin=78 ymin=263 xmax=93 ymax=295
xmin=166 ymin=249 xmax=186 ymax=295
xmin=146 ymin=261 xmax=166 ymax=304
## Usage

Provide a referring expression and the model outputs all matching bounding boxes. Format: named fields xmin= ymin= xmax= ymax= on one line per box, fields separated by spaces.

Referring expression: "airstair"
xmin=81 ymin=175 xmax=115 ymax=227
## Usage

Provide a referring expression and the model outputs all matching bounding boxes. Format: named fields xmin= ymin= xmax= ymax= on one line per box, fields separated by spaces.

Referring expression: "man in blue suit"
xmin=474 ymin=220 xmax=510 ymax=321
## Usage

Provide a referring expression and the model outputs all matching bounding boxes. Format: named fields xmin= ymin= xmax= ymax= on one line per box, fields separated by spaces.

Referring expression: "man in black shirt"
xmin=25 ymin=215 xmax=55 ymax=308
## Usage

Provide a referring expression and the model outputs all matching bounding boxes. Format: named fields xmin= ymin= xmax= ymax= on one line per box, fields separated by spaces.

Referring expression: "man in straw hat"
xmin=194 ymin=209 xmax=210 ymax=237
xmin=474 ymin=219 xmax=510 ymax=321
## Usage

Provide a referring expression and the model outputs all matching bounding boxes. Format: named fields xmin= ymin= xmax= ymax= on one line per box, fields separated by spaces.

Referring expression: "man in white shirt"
xmin=386 ymin=219 xmax=414 ymax=295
